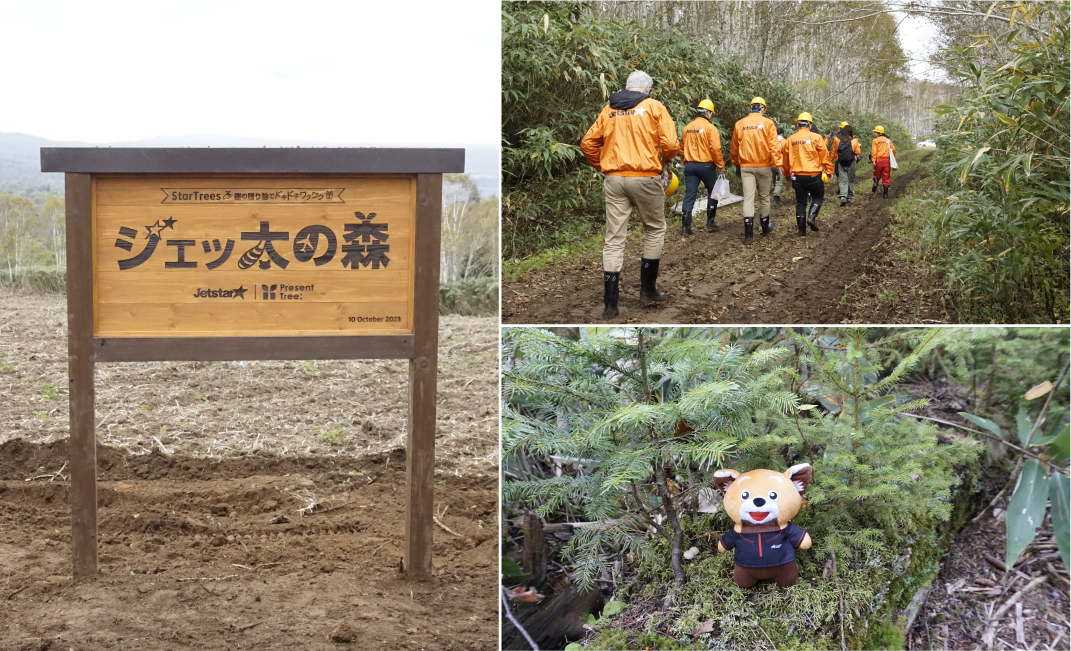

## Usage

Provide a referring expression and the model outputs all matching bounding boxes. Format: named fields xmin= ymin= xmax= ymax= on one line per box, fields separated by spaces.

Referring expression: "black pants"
xmin=792 ymin=174 xmax=824 ymax=218
xmin=682 ymin=161 xmax=720 ymax=214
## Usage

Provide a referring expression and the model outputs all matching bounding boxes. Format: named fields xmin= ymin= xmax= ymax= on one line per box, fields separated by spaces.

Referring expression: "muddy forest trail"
xmin=503 ymin=151 xmax=948 ymax=325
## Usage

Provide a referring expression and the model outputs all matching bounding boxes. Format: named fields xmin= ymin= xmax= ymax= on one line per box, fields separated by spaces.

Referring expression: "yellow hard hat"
xmin=697 ymin=99 xmax=715 ymax=113
xmin=750 ymin=97 xmax=767 ymax=108
xmin=839 ymin=121 xmax=849 ymax=129
xmin=874 ymin=126 xmax=885 ymax=134
xmin=797 ymin=112 xmax=813 ymax=123
xmin=665 ymin=171 xmax=679 ymax=196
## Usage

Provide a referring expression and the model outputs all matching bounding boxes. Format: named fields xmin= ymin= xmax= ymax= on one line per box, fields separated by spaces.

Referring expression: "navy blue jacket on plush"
xmin=719 ymin=522 xmax=807 ymax=568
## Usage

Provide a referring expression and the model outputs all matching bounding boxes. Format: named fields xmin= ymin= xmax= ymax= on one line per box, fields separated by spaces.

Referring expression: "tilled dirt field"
xmin=0 ymin=293 xmax=499 ymax=650
xmin=503 ymin=155 xmax=946 ymax=325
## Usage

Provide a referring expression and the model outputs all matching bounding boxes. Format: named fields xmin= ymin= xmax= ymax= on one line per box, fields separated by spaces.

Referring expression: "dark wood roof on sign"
xmin=41 ymin=147 xmax=465 ymax=174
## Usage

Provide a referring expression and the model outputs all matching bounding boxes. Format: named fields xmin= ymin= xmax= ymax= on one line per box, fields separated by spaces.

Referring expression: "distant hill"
xmin=0 ymin=132 xmax=499 ymax=198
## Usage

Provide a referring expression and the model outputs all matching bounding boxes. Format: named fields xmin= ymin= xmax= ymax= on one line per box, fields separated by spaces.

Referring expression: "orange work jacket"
xmin=730 ymin=112 xmax=779 ymax=167
xmin=581 ymin=97 xmax=679 ymax=176
xmin=780 ymin=126 xmax=835 ymax=177
xmin=830 ymin=136 xmax=862 ymax=161
xmin=871 ymin=136 xmax=897 ymax=160
xmin=680 ymin=117 xmax=725 ymax=167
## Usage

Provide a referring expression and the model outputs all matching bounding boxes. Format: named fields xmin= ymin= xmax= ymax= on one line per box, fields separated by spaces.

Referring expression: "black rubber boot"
xmin=872 ymin=177 xmax=879 ymax=193
xmin=743 ymin=217 xmax=754 ymax=244
xmin=840 ymin=196 xmax=847 ymax=207
xmin=760 ymin=216 xmax=771 ymax=236
xmin=602 ymin=271 xmax=620 ymax=318
xmin=773 ymin=195 xmax=782 ymax=207
xmin=681 ymin=210 xmax=693 ymax=236
xmin=882 ymin=185 xmax=889 ymax=199
xmin=807 ymin=203 xmax=820 ymax=232
xmin=706 ymin=204 xmax=719 ymax=232
xmin=639 ymin=259 xmax=666 ymax=305
xmin=796 ymin=216 xmax=807 ymax=236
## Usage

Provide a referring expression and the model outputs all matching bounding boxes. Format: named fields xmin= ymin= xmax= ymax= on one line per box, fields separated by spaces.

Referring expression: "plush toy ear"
xmin=712 ymin=469 xmax=740 ymax=493
xmin=785 ymin=463 xmax=812 ymax=494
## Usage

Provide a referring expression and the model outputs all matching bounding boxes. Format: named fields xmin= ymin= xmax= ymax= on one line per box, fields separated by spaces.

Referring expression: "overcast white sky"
xmin=0 ymin=0 xmax=500 ymax=145
xmin=894 ymin=12 xmax=949 ymax=82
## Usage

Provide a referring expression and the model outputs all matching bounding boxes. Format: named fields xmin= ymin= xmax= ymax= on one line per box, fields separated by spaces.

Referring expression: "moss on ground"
xmin=586 ymin=463 xmax=985 ymax=651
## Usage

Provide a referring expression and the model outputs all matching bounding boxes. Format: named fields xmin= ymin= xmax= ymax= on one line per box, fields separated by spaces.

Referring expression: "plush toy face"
xmin=712 ymin=464 xmax=812 ymax=528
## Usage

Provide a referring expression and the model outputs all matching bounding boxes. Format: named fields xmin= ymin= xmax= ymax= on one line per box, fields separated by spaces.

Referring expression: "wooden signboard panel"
xmin=42 ymin=148 xmax=463 ymax=581
xmin=93 ymin=174 xmax=416 ymax=337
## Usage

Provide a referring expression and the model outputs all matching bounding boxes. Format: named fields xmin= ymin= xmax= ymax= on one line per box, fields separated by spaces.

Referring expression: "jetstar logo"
xmin=192 ymin=286 xmax=247 ymax=299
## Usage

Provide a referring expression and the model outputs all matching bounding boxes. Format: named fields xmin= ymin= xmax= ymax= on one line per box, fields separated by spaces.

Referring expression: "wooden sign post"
xmin=41 ymin=147 xmax=464 ymax=580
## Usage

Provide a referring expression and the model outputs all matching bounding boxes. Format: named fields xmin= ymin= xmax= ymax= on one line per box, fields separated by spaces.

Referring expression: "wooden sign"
xmin=94 ymin=174 xmax=415 ymax=337
xmin=41 ymin=147 xmax=464 ymax=581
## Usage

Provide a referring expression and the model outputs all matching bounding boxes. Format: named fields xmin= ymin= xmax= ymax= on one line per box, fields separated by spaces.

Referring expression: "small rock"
xmin=321 ymin=562 xmax=336 ymax=573
xmin=210 ymin=535 xmax=227 ymax=547
xmin=329 ymin=623 xmax=357 ymax=644
xmin=136 ymin=584 xmax=152 ymax=594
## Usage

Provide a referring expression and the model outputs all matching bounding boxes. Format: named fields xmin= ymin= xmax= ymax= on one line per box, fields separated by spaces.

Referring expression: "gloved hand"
xmin=734 ymin=164 xmax=741 ymax=176
xmin=821 ymin=172 xmax=829 ymax=184
xmin=856 ymin=155 xmax=861 ymax=162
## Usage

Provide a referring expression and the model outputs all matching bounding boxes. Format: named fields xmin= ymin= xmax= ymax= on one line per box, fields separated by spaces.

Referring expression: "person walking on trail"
xmin=730 ymin=97 xmax=779 ymax=244
xmin=869 ymin=126 xmax=897 ymax=199
xmin=581 ymin=70 xmax=679 ymax=319
xmin=680 ymin=99 xmax=726 ymax=235
xmin=772 ymin=126 xmax=786 ymax=206
xmin=831 ymin=122 xmax=862 ymax=206
xmin=779 ymin=112 xmax=834 ymax=237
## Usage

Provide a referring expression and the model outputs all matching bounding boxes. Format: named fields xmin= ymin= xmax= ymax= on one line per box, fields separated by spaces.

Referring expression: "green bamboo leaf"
xmin=502 ymin=556 xmax=526 ymax=578
xmin=960 ymin=411 xmax=1003 ymax=438
xmin=1050 ymin=472 xmax=1069 ymax=571
xmin=1016 ymin=406 xmax=1034 ymax=446
xmin=1005 ymin=459 xmax=1049 ymax=569
xmin=1048 ymin=425 xmax=1070 ymax=462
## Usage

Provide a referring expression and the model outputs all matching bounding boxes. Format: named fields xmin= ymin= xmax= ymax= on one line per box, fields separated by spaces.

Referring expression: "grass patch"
xmin=0 ymin=266 xmax=66 ymax=293
xmin=313 ymin=426 xmax=348 ymax=446
xmin=439 ymin=277 xmax=497 ymax=316
xmin=504 ymin=220 xmax=648 ymax=283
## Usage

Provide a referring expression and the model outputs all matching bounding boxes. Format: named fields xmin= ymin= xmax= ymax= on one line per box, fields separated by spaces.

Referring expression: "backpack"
xmin=837 ymin=137 xmax=855 ymax=166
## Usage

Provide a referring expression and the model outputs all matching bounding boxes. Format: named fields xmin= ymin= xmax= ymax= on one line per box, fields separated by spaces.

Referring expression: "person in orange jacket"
xmin=581 ymin=70 xmax=679 ymax=318
xmin=830 ymin=122 xmax=862 ymax=206
xmin=730 ymin=97 xmax=779 ymax=243
xmin=679 ymin=98 xmax=726 ymax=235
xmin=869 ymin=126 xmax=897 ymax=198
xmin=779 ymin=112 xmax=834 ymax=237
xmin=772 ymin=126 xmax=786 ymax=206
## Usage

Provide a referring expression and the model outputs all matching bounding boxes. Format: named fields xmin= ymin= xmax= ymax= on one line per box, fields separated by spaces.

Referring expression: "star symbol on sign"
xmin=232 ymin=285 xmax=247 ymax=299
xmin=144 ymin=220 xmax=161 ymax=238
xmin=161 ymin=217 xmax=177 ymax=231
xmin=634 ymin=106 xmax=647 ymax=116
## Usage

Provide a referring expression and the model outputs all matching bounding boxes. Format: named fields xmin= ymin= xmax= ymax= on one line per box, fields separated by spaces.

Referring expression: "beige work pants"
xmin=741 ymin=166 xmax=773 ymax=218
xmin=603 ymin=175 xmax=667 ymax=272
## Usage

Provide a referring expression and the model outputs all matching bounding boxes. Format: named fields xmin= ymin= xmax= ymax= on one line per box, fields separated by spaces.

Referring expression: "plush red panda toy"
xmin=712 ymin=463 xmax=813 ymax=588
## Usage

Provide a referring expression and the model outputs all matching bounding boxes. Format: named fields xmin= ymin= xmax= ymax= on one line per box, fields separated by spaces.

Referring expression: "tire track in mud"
xmin=503 ymin=163 xmax=931 ymax=324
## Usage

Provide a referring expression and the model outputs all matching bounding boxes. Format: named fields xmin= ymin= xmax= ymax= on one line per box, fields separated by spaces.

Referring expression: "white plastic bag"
xmin=888 ymin=145 xmax=898 ymax=170
xmin=709 ymin=176 xmax=731 ymax=202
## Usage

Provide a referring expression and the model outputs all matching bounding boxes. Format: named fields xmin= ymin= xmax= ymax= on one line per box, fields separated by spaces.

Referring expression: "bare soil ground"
xmin=908 ymin=492 xmax=1070 ymax=651
xmin=0 ymin=291 xmax=499 ymax=650
xmin=503 ymin=156 xmax=946 ymax=325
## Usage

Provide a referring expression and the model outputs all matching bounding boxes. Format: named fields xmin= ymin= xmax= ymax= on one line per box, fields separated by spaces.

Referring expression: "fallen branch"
xmin=434 ymin=505 xmax=462 ymax=537
xmin=982 ymin=575 xmax=1048 ymax=646
xmin=502 ymin=585 xmax=539 ymax=651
